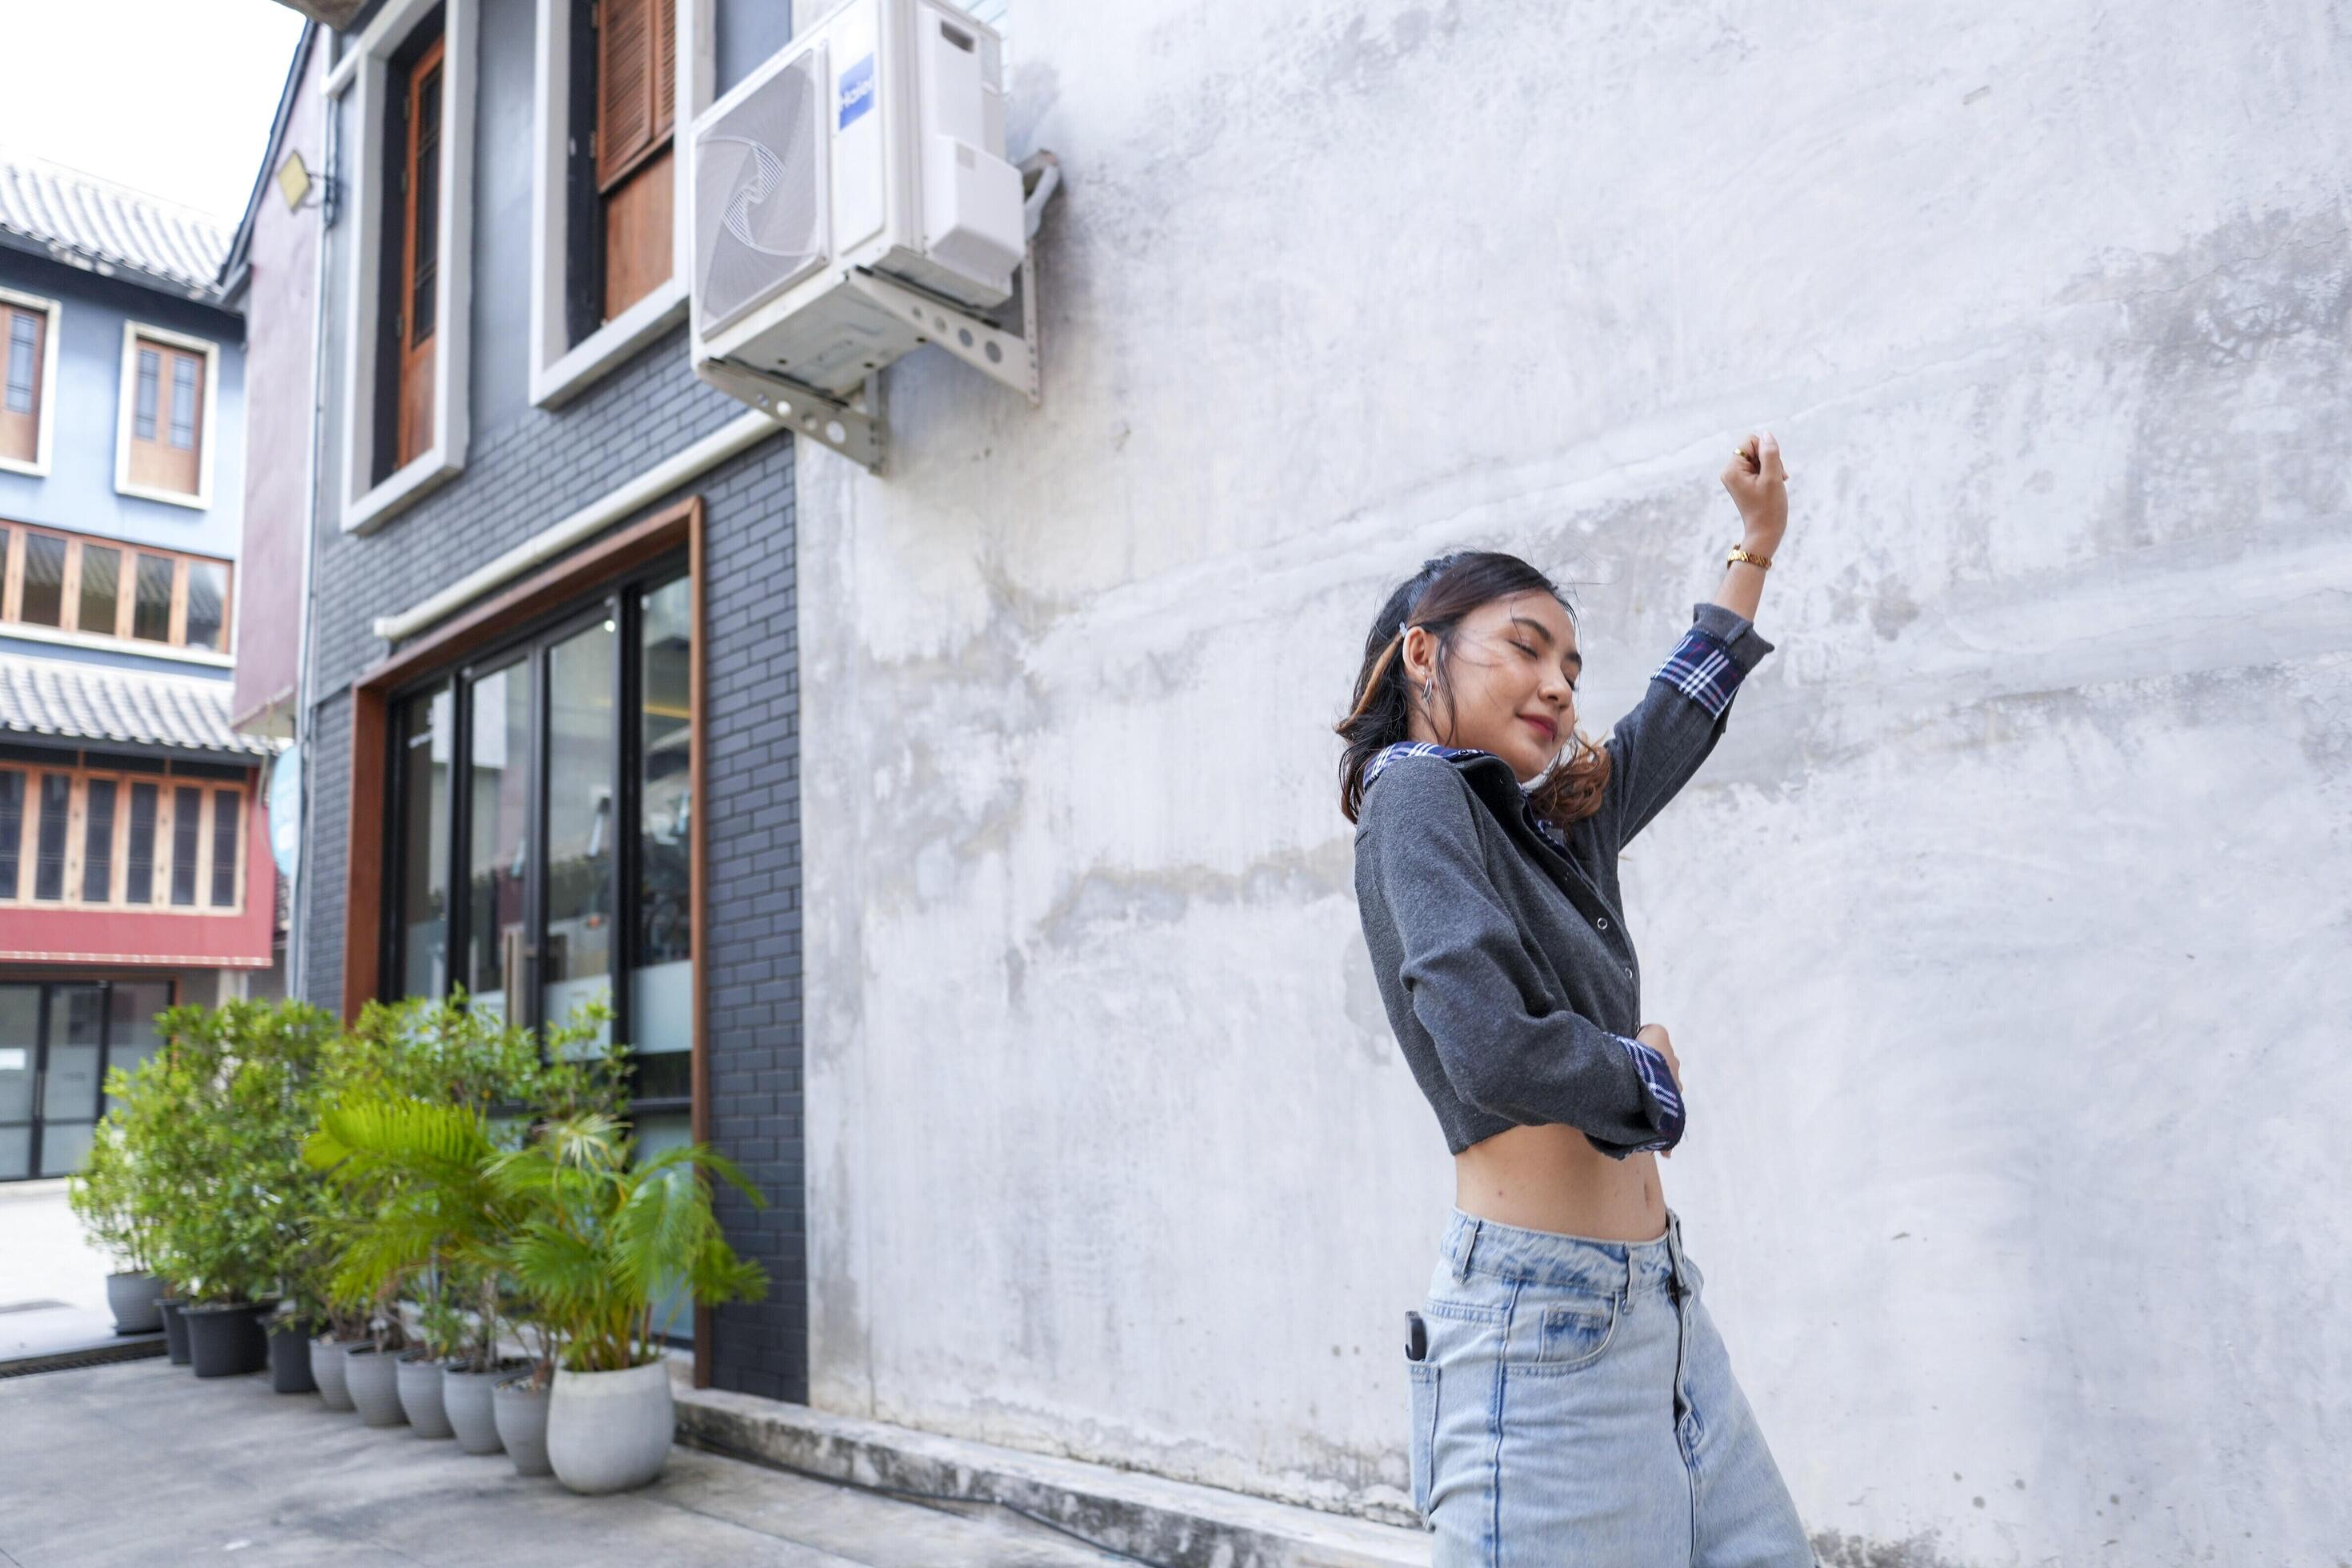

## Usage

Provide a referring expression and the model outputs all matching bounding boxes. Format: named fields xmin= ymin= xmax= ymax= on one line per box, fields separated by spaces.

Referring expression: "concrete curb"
xmin=0 ymin=1332 xmax=166 ymax=1379
xmin=674 ymin=1384 xmax=1432 ymax=1568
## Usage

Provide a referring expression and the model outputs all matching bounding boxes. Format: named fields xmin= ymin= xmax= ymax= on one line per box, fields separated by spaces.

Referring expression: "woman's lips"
xmin=1521 ymin=714 xmax=1556 ymax=740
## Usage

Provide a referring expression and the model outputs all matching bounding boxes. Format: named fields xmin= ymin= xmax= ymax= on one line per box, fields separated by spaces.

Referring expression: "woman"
xmin=1338 ymin=433 xmax=1814 ymax=1566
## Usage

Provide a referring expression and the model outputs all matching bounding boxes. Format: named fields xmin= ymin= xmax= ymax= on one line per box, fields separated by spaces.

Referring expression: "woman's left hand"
xmin=1722 ymin=430 xmax=1789 ymax=550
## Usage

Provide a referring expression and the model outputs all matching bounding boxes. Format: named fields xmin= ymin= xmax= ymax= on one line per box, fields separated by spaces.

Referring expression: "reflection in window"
xmin=210 ymin=790 xmax=238 ymax=906
xmin=79 ymin=545 xmax=120 ymax=638
xmin=398 ymin=687 xmax=453 ymax=999
xmin=125 ymin=782 xmax=156 ymax=904
xmin=134 ymin=556 xmax=174 ymax=642
xmin=466 ymin=662 xmax=530 ymax=1020
xmin=134 ymin=350 xmax=161 ymax=441
xmin=34 ymin=774 xmax=69 ymax=899
xmin=20 ymin=534 xmax=64 ymax=628
xmin=170 ymin=786 xmax=200 ymax=905
xmin=82 ymin=779 xmax=115 ymax=902
xmin=105 ymin=981 xmax=173 ymax=1106
xmin=542 ymin=619 xmax=614 ymax=1043
xmin=185 ymin=562 xmax=226 ymax=651
xmin=635 ymin=577 xmax=692 ymax=1062
xmin=0 ymin=770 xmax=18 ymax=897
xmin=170 ymin=358 xmax=198 ymax=450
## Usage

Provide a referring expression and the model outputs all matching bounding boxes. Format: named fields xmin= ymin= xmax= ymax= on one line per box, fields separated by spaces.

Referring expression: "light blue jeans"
xmin=1406 ymin=1207 xmax=1817 ymax=1566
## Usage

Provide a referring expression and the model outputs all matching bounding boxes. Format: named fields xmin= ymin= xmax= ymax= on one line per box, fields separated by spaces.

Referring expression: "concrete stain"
xmin=1810 ymin=1526 xmax=1979 ymax=1568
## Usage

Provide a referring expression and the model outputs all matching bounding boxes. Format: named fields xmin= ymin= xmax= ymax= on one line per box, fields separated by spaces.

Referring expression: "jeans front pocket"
xmin=1512 ymin=1289 xmax=1622 ymax=1374
xmin=1406 ymin=1360 xmax=1439 ymax=1522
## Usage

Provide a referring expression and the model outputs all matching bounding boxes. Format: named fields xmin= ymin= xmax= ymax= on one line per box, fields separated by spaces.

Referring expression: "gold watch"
xmin=1726 ymin=544 xmax=1773 ymax=571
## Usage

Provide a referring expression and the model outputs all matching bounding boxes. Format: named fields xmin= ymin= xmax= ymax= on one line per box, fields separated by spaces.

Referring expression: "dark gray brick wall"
xmin=299 ymin=325 xmax=807 ymax=1402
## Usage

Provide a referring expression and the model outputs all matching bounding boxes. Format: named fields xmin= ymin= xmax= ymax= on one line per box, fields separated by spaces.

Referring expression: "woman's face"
xmin=1402 ymin=590 xmax=1582 ymax=783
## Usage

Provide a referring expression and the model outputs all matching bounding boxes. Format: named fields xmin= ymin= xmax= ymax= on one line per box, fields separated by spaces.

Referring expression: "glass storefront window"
xmin=466 ymin=660 xmax=531 ymax=1022
xmin=398 ymin=686 xmax=454 ymax=1000
xmin=634 ymin=576 xmax=692 ymax=1072
xmin=542 ymin=618 xmax=616 ymax=1043
xmin=0 ymin=981 xmax=171 ymax=1183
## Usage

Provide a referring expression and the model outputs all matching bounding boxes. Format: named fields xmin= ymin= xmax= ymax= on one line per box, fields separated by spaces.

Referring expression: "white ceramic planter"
xmin=343 ymin=1345 xmax=408 ymax=1427
xmin=396 ymin=1352 xmax=455 ymax=1438
xmin=106 ymin=1271 xmax=163 ymax=1334
xmin=494 ymin=1375 xmax=554 ymax=1478
xmin=546 ymin=1360 xmax=674 ymax=1494
xmin=441 ymin=1366 xmax=506 ymax=1455
xmin=310 ymin=1338 xmax=361 ymax=1411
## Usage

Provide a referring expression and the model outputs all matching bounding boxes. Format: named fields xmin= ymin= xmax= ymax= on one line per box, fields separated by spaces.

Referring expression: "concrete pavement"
xmin=0 ymin=1358 xmax=1130 ymax=1566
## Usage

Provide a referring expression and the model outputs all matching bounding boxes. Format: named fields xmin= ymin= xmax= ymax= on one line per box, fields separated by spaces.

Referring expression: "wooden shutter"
xmin=0 ymin=305 xmax=43 ymax=466
xmin=126 ymin=338 xmax=203 ymax=496
xmin=654 ymin=0 xmax=677 ymax=137
xmin=596 ymin=0 xmax=656 ymax=189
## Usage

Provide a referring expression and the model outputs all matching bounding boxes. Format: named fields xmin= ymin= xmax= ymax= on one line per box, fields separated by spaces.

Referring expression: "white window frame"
xmin=0 ymin=286 xmax=64 ymax=479
xmin=526 ymin=0 xmax=713 ymax=410
xmin=328 ymin=0 xmax=478 ymax=536
xmin=112 ymin=322 xmax=222 ymax=510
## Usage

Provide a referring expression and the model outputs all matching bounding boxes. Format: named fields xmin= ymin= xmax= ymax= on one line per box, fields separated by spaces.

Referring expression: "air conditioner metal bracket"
xmin=701 ymin=358 xmax=886 ymax=473
xmin=843 ymin=247 xmax=1042 ymax=407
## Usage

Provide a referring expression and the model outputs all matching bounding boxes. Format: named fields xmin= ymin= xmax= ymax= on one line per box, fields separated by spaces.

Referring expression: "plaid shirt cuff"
xmin=1654 ymin=626 xmax=1751 ymax=722
xmin=1614 ymin=1033 xmax=1686 ymax=1153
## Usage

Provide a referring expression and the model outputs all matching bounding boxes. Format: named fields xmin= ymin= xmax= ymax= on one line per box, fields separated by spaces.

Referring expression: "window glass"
xmin=413 ymin=62 xmax=443 ymax=346
xmin=0 ymin=770 xmax=19 ymax=897
xmin=134 ymin=349 xmax=161 ymax=441
xmin=125 ymin=782 xmax=156 ymax=904
xmin=0 ymin=986 xmax=34 ymax=1127
xmin=210 ymin=790 xmax=238 ymax=906
xmin=20 ymin=534 xmax=65 ymax=627
xmin=170 ymin=785 xmax=202 ymax=905
xmin=34 ymin=774 xmax=69 ymax=900
xmin=5 ymin=312 xmax=35 ymax=414
xmin=184 ymin=561 xmax=227 ymax=651
xmin=635 ymin=577 xmax=692 ymax=1061
xmin=542 ymin=618 xmax=615 ymax=1042
xmin=465 ymin=662 xmax=530 ymax=1021
xmin=38 ymin=986 xmax=104 ymax=1176
xmin=169 ymin=357 xmax=199 ymax=449
xmin=105 ymin=982 xmax=173 ymax=1104
xmin=82 ymin=779 xmax=114 ymax=902
xmin=133 ymin=555 xmax=174 ymax=642
xmin=398 ymin=687 xmax=453 ymax=998
xmin=78 ymin=545 xmax=120 ymax=638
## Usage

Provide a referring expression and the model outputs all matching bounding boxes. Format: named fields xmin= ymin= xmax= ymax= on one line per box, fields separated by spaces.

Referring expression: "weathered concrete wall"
xmin=796 ymin=1 xmax=2351 ymax=1562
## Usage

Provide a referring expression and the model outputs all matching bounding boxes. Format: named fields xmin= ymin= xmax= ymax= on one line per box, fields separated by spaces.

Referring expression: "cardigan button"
xmin=1622 ymin=964 xmax=1634 ymax=978
xmin=1595 ymin=916 xmax=1609 ymax=930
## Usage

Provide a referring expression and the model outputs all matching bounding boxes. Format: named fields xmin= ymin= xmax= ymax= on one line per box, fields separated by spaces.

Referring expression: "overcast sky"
xmin=0 ymin=0 xmax=308 ymax=229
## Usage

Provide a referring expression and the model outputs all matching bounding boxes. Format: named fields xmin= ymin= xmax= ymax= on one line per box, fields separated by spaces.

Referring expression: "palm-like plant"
xmin=496 ymin=1114 xmax=766 ymax=1377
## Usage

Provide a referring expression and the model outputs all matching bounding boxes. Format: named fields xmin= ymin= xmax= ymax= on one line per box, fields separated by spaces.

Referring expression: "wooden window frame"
xmin=0 ymin=287 xmax=62 ymax=478
xmin=0 ymin=762 xmax=247 ymax=916
xmin=394 ymin=34 xmax=448 ymax=472
xmin=340 ymin=495 xmax=709 ymax=1379
xmin=333 ymin=0 xmax=477 ymax=536
xmin=0 ymin=524 xmax=234 ymax=655
xmin=525 ymin=0 xmax=708 ymax=410
xmin=112 ymin=322 xmax=220 ymax=510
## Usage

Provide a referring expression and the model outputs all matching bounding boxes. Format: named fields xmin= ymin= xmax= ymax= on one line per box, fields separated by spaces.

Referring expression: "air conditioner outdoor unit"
xmin=688 ymin=0 xmax=1045 ymax=471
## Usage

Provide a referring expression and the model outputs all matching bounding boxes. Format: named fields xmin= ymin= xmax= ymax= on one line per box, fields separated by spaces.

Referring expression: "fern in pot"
xmin=496 ymin=1114 xmax=766 ymax=1494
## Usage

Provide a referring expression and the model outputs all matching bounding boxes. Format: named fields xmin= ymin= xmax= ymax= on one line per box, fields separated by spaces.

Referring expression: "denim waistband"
xmin=1442 ymin=1206 xmax=1690 ymax=1298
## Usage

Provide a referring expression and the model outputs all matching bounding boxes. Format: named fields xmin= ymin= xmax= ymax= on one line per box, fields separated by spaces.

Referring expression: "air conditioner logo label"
xmin=838 ymin=54 xmax=875 ymax=129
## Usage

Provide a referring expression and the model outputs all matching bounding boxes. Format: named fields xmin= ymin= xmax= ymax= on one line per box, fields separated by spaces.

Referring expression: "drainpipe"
xmin=289 ymin=57 xmax=336 ymax=1004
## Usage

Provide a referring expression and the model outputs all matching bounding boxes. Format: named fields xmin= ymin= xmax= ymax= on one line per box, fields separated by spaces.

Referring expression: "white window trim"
xmin=0 ymin=621 xmax=234 ymax=670
xmin=0 ymin=286 xmax=64 ymax=478
xmin=113 ymin=321 xmax=222 ymax=511
xmin=330 ymin=0 xmax=478 ymax=537
xmin=526 ymin=0 xmax=714 ymax=410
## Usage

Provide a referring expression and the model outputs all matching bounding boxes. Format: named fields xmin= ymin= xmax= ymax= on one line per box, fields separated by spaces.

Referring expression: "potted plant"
xmin=499 ymin=1115 xmax=767 ymax=1494
xmin=66 ymin=1118 xmax=161 ymax=1334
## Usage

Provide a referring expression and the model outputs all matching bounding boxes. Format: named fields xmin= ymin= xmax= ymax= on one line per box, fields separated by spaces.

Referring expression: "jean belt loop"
xmin=1449 ymin=1215 xmax=1482 ymax=1282
xmin=1664 ymin=1210 xmax=1688 ymax=1298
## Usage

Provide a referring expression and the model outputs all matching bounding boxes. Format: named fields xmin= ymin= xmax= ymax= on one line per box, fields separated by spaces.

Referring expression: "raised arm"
xmin=1362 ymin=758 xmax=1683 ymax=1158
xmin=1591 ymin=430 xmax=1789 ymax=850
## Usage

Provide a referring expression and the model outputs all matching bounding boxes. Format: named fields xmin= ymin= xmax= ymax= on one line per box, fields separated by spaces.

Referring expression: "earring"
xmin=1422 ymin=678 xmax=1434 ymax=706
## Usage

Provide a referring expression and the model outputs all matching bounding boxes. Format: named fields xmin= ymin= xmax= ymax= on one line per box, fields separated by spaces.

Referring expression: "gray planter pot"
xmin=310 ymin=1338 xmax=362 ymax=1411
xmin=396 ymin=1352 xmax=454 ymax=1438
xmin=547 ymin=1360 xmax=674 ymax=1494
xmin=184 ymin=1302 xmax=271 ymax=1378
xmin=343 ymin=1346 xmax=409 ymax=1427
xmin=441 ymin=1365 xmax=508 ymax=1455
xmin=106 ymin=1271 xmax=163 ymax=1334
xmin=492 ymin=1374 xmax=554 ymax=1478
xmin=158 ymin=1298 xmax=190 ymax=1365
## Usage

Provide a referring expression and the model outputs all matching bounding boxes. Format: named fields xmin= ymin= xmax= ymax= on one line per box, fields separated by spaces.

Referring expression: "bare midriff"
xmin=1454 ymin=1122 xmax=1669 ymax=1242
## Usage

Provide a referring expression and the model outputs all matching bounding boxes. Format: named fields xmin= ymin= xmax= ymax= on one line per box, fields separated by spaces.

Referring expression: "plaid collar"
xmin=1365 ymin=741 xmax=1570 ymax=851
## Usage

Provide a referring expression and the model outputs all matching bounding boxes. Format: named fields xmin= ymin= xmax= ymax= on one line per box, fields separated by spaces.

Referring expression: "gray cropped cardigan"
xmin=1351 ymin=601 xmax=1775 ymax=1157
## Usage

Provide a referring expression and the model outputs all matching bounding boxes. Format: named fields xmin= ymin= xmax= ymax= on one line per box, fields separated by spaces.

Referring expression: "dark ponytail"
xmin=1334 ymin=550 xmax=1611 ymax=829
